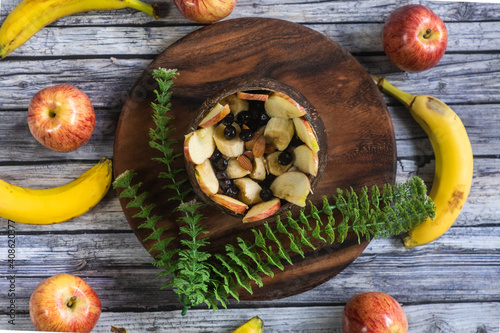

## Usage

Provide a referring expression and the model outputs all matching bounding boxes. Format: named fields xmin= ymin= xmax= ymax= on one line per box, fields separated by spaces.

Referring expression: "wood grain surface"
xmin=113 ymin=18 xmax=396 ymax=300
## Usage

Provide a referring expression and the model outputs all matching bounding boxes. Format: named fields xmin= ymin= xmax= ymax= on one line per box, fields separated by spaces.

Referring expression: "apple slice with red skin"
xmin=220 ymin=93 xmax=249 ymax=116
xmin=213 ymin=123 xmax=245 ymax=157
xmin=236 ymin=91 xmax=269 ymax=102
xmin=184 ymin=125 xmax=216 ymax=165
xmin=195 ymin=159 xmax=219 ymax=196
xmin=199 ymin=103 xmax=230 ymax=128
xmin=243 ymin=198 xmax=281 ymax=223
xmin=264 ymin=91 xmax=306 ymax=118
xmin=29 ymin=273 xmax=101 ymax=333
xmin=342 ymin=292 xmax=408 ymax=333
xmin=270 ymin=171 xmax=311 ymax=207
xmin=264 ymin=117 xmax=294 ymax=151
xmin=211 ymin=194 xmax=248 ymax=215
xmin=233 ymin=177 xmax=263 ymax=205
xmin=293 ymin=117 xmax=319 ymax=153
xmin=292 ymin=144 xmax=319 ymax=176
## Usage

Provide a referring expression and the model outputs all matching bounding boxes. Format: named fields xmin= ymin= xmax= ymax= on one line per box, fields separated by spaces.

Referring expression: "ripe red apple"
xmin=174 ymin=0 xmax=237 ymax=24
xmin=382 ymin=4 xmax=447 ymax=72
xmin=29 ymin=273 xmax=102 ymax=333
xmin=27 ymin=84 xmax=95 ymax=153
xmin=342 ymin=292 xmax=408 ymax=333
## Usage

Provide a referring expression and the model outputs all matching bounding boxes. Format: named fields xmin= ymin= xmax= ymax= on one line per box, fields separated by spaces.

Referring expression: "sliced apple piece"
xmin=211 ymin=194 xmax=248 ymax=215
xmin=194 ymin=159 xmax=219 ymax=196
xmin=250 ymin=156 xmax=267 ymax=181
xmin=266 ymin=151 xmax=292 ymax=176
xmin=263 ymin=117 xmax=294 ymax=151
xmin=237 ymin=91 xmax=269 ymax=102
xmin=233 ymin=178 xmax=263 ymax=205
xmin=226 ymin=158 xmax=251 ymax=179
xmin=213 ymin=123 xmax=245 ymax=157
xmin=293 ymin=117 xmax=319 ymax=153
xmin=292 ymin=144 xmax=319 ymax=176
xmin=264 ymin=92 xmax=306 ymax=118
xmin=242 ymin=198 xmax=281 ymax=223
xmin=199 ymin=103 xmax=230 ymax=128
xmin=220 ymin=93 xmax=249 ymax=116
xmin=184 ymin=125 xmax=216 ymax=165
xmin=270 ymin=171 xmax=311 ymax=207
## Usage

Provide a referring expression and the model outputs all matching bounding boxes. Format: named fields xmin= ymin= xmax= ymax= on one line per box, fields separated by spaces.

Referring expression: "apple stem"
xmin=370 ymin=74 xmax=415 ymax=108
xmin=66 ymin=296 xmax=77 ymax=308
xmin=423 ymin=28 xmax=432 ymax=39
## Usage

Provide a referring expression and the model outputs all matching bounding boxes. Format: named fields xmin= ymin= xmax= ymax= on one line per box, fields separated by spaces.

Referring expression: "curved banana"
xmin=0 ymin=158 xmax=112 ymax=224
xmin=0 ymin=0 xmax=157 ymax=59
xmin=233 ymin=316 xmax=264 ymax=333
xmin=371 ymin=75 xmax=473 ymax=248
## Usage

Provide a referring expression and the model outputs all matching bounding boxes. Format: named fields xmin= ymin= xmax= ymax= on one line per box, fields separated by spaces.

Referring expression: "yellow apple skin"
xmin=29 ymin=273 xmax=101 ymax=333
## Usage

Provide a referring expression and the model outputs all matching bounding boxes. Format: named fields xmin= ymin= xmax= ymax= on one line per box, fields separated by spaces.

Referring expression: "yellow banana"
xmin=0 ymin=158 xmax=112 ymax=224
xmin=371 ymin=75 xmax=473 ymax=248
xmin=233 ymin=316 xmax=264 ymax=333
xmin=0 ymin=0 xmax=157 ymax=59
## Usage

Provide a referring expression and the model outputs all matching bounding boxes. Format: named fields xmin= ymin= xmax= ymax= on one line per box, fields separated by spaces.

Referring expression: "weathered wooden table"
xmin=1 ymin=1 xmax=499 ymax=332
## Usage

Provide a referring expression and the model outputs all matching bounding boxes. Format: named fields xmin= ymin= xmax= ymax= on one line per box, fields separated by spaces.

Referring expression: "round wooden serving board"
xmin=113 ymin=18 xmax=396 ymax=301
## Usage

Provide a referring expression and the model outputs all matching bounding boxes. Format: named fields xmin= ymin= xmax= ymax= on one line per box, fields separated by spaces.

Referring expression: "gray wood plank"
xmin=1 ymin=53 xmax=500 ymax=111
xmin=0 ymin=101 xmax=497 ymax=161
xmin=0 ymin=225 xmax=498 ymax=311
xmin=0 ymin=156 xmax=497 ymax=231
xmin=4 ymin=21 xmax=500 ymax=57
xmin=4 ymin=303 xmax=500 ymax=332
xmin=2 ymin=0 xmax=500 ymax=26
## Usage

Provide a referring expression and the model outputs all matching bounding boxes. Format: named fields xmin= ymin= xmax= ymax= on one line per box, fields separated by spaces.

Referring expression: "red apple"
xmin=29 ymin=273 xmax=102 ymax=333
xmin=27 ymin=85 xmax=95 ymax=152
xmin=174 ymin=0 xmax=237 ymax=24
xmin=382 ymin=4 xmax=447 ymax=72
xmin=342 ymin=292 xmax=408 ymax=333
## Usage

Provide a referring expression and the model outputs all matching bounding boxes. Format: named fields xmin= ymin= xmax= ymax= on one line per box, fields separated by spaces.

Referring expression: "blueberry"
xmin=257 ymin=112 xmax=270 ymax=126
xmin=236 ymin=111 xmax=252 ymax=126
xmin=219 ymin=179 xmax=232 ymax=192
xmin=224 ymin=125 xmax=237 ymax=140
xmin=221 ymin=112 xmax=234 ymax=125
xmin=210 ymin=149 xmax=222 ymax=162
xmin=263 ymin=174 xmax=277 ymax=187
xmin=216 ymin=170 xmax=228 ymax=180
xmin=225 ymin=184 xmax=239 ymax=198
xmin=215 ymin=157 xmax=228 ymax=171
xmin=260 ymin=187 xmax=274 ymax=201
xmin=239 ymin=128 xmax=253 ymax=142
xmin=278 ymin=151 xmax=293 ymax=165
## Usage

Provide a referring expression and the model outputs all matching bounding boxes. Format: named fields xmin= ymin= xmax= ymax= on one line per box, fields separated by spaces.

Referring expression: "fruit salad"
xmin=184 ymin=89 xmax=320 ymax=223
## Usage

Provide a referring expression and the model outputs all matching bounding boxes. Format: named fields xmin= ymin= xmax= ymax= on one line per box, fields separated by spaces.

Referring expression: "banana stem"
xmin=125 ymin=0 xmax=158 ymax=19
xmin=370 ymin=74 xmax=415 ymax=108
